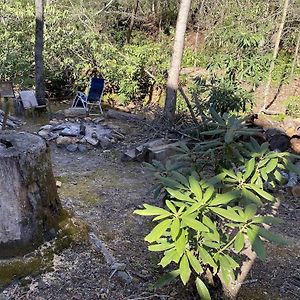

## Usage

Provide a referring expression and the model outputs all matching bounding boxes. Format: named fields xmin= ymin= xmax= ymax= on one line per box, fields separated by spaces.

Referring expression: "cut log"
xmin=0 ymin=131 xmax=62 ymax=258
xmin=106 ymin=109 xmax=144 ymax=121
xmin=64 ymin=107 xmax=87 ymax=118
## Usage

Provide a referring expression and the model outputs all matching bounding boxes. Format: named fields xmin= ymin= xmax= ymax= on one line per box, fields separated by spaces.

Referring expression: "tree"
xmin=126 ymin=0 xmax=140 ymax=44
xmin=35 ymin=0 xmax=46 ymax=105
xmin=164 ymin=0 xmax=192 ymax=124
xmin=290 ymin=30 xmax=300 ymax=81
xmin=262 ymin=0 xmax=290 ymax=112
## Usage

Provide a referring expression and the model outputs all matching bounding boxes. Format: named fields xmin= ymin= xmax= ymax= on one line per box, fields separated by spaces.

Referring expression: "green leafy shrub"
xmin=190 ymin=76 xmax=253 ymax=115
xmin=285 ymin=96 xmax=300 ymax=118
xmin=134 ymin=109 xmax=298 ymax=299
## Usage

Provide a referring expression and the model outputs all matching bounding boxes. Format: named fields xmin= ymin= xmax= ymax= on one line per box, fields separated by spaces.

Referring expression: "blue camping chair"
xmin=72 ymin=77 xmax=104 ymax=114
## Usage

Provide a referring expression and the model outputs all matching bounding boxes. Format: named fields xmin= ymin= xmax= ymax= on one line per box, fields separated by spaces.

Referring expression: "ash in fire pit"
xmin=0 ymin=138 xmax=13 ymax=148
xmin=37 ymin=119 xmax=124 ymax=152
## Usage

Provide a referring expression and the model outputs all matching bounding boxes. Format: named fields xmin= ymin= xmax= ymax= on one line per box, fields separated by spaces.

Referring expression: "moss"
xmin=0 ymin=257 xmax=42 ymax=287
xmin=0 ymin=210 xmax=90 ymax=288
xmin=58 ymin=174 xmax=101 ymax=205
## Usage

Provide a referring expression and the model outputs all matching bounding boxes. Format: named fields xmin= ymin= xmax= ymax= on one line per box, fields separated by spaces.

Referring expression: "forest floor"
xmin=0 ymin=115 xmax=299 ymax=300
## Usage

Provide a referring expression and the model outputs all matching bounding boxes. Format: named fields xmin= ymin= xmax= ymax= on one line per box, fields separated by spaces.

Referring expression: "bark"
xmin=290 ymin=30 xmax=300 ymax=81
xmin=0 ymin=131 xmax=62 ymax=258
xmin=35 ymin=0 xmax=46 ymax=105
xmin=126 ymin=0 xmax=140 ymax=44
xmin=262 ymin=0 xmax=290 ymax=111
xmin=164 ymin=0 xmax=192 ymax=124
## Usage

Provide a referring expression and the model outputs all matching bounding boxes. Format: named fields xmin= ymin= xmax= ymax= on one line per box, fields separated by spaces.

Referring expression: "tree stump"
xmin=0 ymin=131 xmax=62 ymax=258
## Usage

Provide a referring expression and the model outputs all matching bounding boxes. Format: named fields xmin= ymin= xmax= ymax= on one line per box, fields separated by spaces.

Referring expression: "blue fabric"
xmin=87 ymin=77 xmax=105 ymax=102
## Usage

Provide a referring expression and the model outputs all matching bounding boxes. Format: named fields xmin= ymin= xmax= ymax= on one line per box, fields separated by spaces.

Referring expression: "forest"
xmin=0 ymin=0 xmax=300 ymax=299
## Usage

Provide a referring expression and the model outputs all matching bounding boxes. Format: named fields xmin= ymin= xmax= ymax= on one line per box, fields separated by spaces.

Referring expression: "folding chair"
xmin=72 ymin=77 xmax=104 ymax=114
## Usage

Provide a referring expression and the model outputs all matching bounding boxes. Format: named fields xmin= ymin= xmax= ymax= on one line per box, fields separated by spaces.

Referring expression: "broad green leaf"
xmin=273 ymin=170 xmax=283 ymax=182
xmin=241 ymin=189 xmax=263 ymax=206
xmin=170 ymin=217 xmax=180 ymax=240
xmin=182 ymin=216 xmax=208 ymax=232
xmin=157 ymin=176 xmax=184 ymax=189
xmin=175 ymin=230 xmax=186 ymax=256
xmin=202 ymin=240 xmax=220 ymax=249
xmin=258 ymin=227 xmax=288 ymax=245
xmin=199 ymin=247 xmax=217 ymax=271
xmin=265 ymin=158 xmax=278 ymax=173
xmin=166 ymin=188 xmax=195 ymax=203
xmin=244 ymin=158 xmax=255 ymax=180
xmin=245 ymin=204 xmax=257 ymax=220
xmin=149 ymin=242 xmax=174 ymax=252
xmin=195 ymin=277 xmax=211 ymax=300
xmin=202 ymin=216 xmax=216 ymax=230
xmin=210 ymin=191 xmax=239 ymax=206
xmin=182 ymin=202 xmax=202 ymax=216
xmin=200 ymin=129 xmax=225 ymax=135
xmin=234 ymin=232 xmax=245 ymax=253
xmin=223 ymin=254 xmax=239 ymax=270
xmin=210 ymin=107 xmax=226 ymax=125
xmin=202 ymin=186 xmax=215 ymax=203
xmin=179 ymin=254 xmax=191 ymax=285
xmin=202 ymin=231 xmax=220 ymax=243
xmin=247 ymin=227 xmax=266 ymax=260
xmin=224 ymin=127 xmax=235 ymax=144
xmin=186 ymin=250 xmax=203 ymax=274
xmin=159 ymin=249 xmax=179 ymax=267
xmin=171 ymin=171 xmax=189 ymax=187
xmin=209 ymin=207 xmax=244 ymax=222
xmin=155 ymin=270 xmax=180 ymax=288
xmin=145 ymin=219 xmax=172 ymax=243
xmin=260 ymin=167 xmax=268 ymax=181
xmin=246 ymin=184 xmax=274 ymax=201
xmin=222 ymin=169 xmax=238 ymax=180
xmin=166 ymin=200 xmax=177 ymax=214
xmin=134 ymin=204 xmax=172 ymax=217
xmin=189 ymin=176 xmax=203 ymax=200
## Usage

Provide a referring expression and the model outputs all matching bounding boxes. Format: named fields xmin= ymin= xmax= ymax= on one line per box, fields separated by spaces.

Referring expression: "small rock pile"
xmin=0 ymin=109 xmax=23 ymax=129
xmin=37 ymin=118 xmax=124 ymax=152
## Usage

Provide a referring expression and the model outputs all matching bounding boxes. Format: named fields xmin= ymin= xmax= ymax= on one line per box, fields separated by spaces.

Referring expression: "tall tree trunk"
xmin=262 ymin=0 xmax=290 ymax=111
xmin=35 ymin=0 xmax=46 ymax=105
xmin=126 ymin=0 xmax=139 ymax=44
xmin=290 ymin=30 xmax=300 ymax=81
xmin=164 ymin=0 xmax=192 ymax=124
xmin=194 ymin=0 xmax=205 ymax=54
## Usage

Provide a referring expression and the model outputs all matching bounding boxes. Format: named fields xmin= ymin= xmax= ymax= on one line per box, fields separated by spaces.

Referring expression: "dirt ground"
xmin=0 ymin=116 xmax=300 ymax=300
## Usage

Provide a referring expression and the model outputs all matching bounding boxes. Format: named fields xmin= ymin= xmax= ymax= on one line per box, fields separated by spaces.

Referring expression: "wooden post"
xmin=0 ymin=131 xmax=62 ymax=258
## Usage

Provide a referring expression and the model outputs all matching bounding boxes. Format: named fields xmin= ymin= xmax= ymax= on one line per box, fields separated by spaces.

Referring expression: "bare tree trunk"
xmin=35 ymin=0 xmax=46 ymax=105
xmin=290 ymin=30 xmax=300 ymax=81
xmin=194 ymin=0 xmax=205 ymax=54
xmin=126 ymin=0 xmax=140 ymax=44
xmin=164 ymin=0 xmax=192 ymax=124
xmin=262 ymin=0 xmax=290 ymax=112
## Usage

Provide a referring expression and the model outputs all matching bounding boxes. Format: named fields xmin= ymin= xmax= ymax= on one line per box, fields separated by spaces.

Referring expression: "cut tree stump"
xmin=0 ymin=131 xmax=62 ymax=258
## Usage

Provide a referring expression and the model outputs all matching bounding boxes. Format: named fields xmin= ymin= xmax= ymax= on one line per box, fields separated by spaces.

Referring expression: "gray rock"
xmin=99 ymin=136 xmax=112 ymax=149
xmin=61 ymin=125 xmax=79 ymax=137
xmin=66 ymin=144 xmax=78 ymax=152
xmin=78 ymin=144 xmax=87 ymax=153
xmin=56 ymin=136 xmax=77 ymax=146
xmin=86 ymin=136 xmax=99 ymax=146
xmin=38 ymin=129 xmax=49 ymax=138
xmin=40 ymin=124 xmax=53 ymax=131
